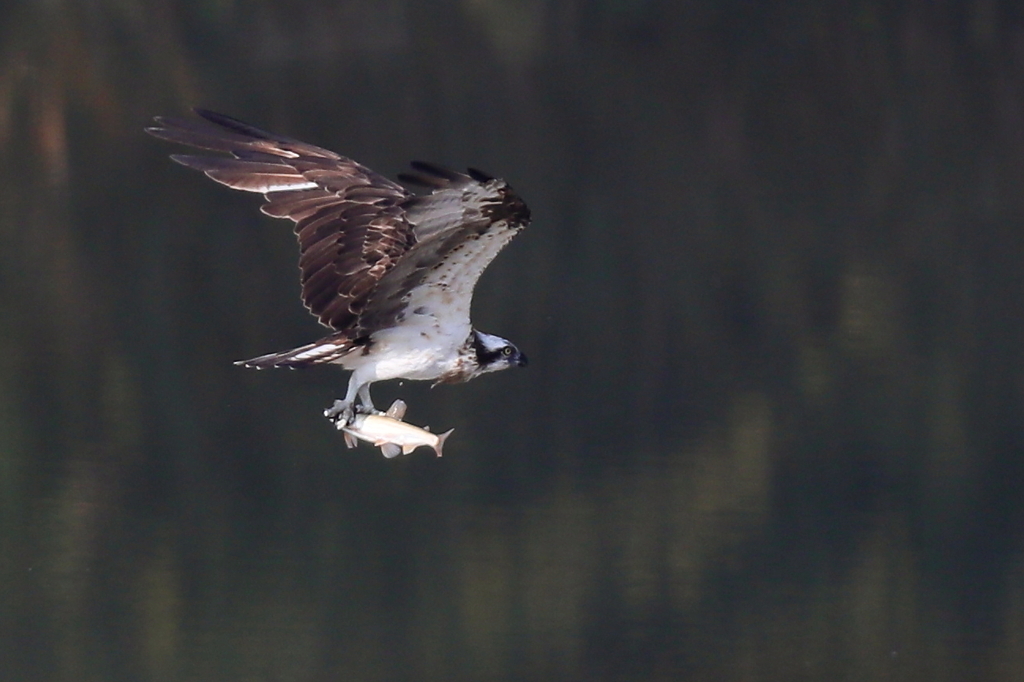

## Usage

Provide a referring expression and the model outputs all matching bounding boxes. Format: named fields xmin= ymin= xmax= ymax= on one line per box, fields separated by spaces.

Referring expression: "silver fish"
xmin=340 ymin=400 xmax=452 ymax=458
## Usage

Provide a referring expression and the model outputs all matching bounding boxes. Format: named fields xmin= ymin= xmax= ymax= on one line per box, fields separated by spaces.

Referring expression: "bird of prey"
xmin=146 ymin=110 xmax=529 ymax=427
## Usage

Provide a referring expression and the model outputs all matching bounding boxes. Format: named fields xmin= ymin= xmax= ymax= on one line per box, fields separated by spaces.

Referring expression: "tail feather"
xmin=235 ymin=333 xmax=354 ymax=368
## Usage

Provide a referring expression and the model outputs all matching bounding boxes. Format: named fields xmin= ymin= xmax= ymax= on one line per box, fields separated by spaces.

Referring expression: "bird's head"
xmin=471 ymin=331 xmax=528 ymax=376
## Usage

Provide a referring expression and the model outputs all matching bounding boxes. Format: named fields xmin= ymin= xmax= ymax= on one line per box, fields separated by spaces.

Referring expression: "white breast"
xmin=344 ymin=311 xmax=466 ymax=382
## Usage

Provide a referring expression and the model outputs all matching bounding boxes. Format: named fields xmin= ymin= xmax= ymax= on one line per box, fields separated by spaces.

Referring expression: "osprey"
xmin=147 ymin=110 xmax=529 ymax=426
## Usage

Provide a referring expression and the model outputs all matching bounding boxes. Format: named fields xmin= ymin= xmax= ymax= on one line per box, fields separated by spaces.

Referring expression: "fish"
xmin=339 ymin=399 xmax=452 ymax=458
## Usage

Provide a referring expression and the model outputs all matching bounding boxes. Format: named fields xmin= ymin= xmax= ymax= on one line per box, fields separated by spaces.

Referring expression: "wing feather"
xmin=147 ymin=110 xmax=531 ymax=366
xmin=147 ymin=110 xmax=413 ymax=337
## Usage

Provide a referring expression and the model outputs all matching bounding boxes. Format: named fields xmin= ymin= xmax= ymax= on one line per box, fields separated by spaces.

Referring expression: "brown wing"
xmin=147 ymin=111 xmax=531 ymax=368
xmin=146 ymin=109 xmax=415 ymax=334
xmin=358 ymin=167 xmax=530 ymax=335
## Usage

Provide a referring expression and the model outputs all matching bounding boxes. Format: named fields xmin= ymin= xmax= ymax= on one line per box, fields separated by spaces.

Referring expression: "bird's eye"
xmin=502 ymin=346 xmax=514 ymax=357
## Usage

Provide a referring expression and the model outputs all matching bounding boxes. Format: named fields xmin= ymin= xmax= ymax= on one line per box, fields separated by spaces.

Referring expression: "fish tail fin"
xmin=434 ymin=429 xmax=454 ymax=457
xmin=380 ymin=443 xmax=402 ymax=458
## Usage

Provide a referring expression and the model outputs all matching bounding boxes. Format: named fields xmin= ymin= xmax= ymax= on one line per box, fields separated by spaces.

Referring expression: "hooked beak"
xmin=516 ymin=352 xmax=528 ymax=368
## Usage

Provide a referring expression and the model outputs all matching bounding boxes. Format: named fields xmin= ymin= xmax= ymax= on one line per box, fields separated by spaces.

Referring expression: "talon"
xmin=324 ymin=400 xmax=354 ymax=429
xmin=324 ymin=400 xmax=345 ymax=418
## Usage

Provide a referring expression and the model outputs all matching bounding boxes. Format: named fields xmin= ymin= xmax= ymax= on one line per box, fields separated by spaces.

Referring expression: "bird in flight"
xmin=147 ymin=110 xmax=529 ymax=427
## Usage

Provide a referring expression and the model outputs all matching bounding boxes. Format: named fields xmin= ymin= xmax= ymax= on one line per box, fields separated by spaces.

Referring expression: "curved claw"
xmin=324 ymin=400 xmax=354 ymax=429
xmin=354 ymin=403 xmax=385 ymax=416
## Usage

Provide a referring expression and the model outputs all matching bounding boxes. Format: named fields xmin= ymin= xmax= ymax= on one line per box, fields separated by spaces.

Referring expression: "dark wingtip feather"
xmin=409 ymin=161 xmax=462 ymax=181
xmin=399 ymin=161 xmax=475 ymax=189
xmin=192 ymin=109 xmax=275 ymax=140
xmin=397 ymin=172 xmax=442 ymax=188
xmin=467 ymin=167 xmax=494 ymax=183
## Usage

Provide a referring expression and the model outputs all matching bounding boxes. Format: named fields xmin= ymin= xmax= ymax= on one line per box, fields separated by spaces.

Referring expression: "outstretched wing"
xmin=146 ymin=110 xmax=530 ymax=367
xmin=146 ymin=109 xmax=415 ymax=335
xmin=359 ymin=162 xmax=531 ymax=338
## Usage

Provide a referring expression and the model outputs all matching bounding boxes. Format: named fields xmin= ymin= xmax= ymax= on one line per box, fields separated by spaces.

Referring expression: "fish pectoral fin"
xmin=343 ymin=431 xmax=357 ymax=449
xmin=380 ymin=443 xmax=402 ymax=458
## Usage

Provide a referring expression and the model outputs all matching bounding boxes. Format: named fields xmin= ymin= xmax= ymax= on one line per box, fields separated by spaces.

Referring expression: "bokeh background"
xmin=4 ymin=1 xmax=1024 ymax=680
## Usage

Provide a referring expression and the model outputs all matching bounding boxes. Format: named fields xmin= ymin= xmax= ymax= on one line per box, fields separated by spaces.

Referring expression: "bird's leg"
xmin=324 ymin=377 xmax=362 ymax=428
xmin=324 ymin=378 xmax=386 ymax=428
xmin=324 ymin=399 xmax=353 ymax=428
xmin=355 ymin=384 xmax=384 ymax=415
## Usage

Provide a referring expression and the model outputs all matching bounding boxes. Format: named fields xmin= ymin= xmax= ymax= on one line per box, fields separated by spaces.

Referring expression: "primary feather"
xmin=146 ymin=110 xmax=530 ymax=422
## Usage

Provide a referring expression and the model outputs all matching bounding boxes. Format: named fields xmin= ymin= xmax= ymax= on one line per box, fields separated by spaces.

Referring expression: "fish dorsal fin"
xmin=380 ymin=443 xmax=402 ymax=458
xmin=385 ymin=399 xmax=407 ymax=420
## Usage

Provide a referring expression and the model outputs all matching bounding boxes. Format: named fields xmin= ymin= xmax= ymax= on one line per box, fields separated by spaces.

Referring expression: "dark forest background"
xmin=3 ymin=1 xmax=1024 ymax=680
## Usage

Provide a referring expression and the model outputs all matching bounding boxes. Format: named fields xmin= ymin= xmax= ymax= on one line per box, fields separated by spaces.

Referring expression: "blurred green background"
xmin=3 ymin=1 xmax=1024 ymax=680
